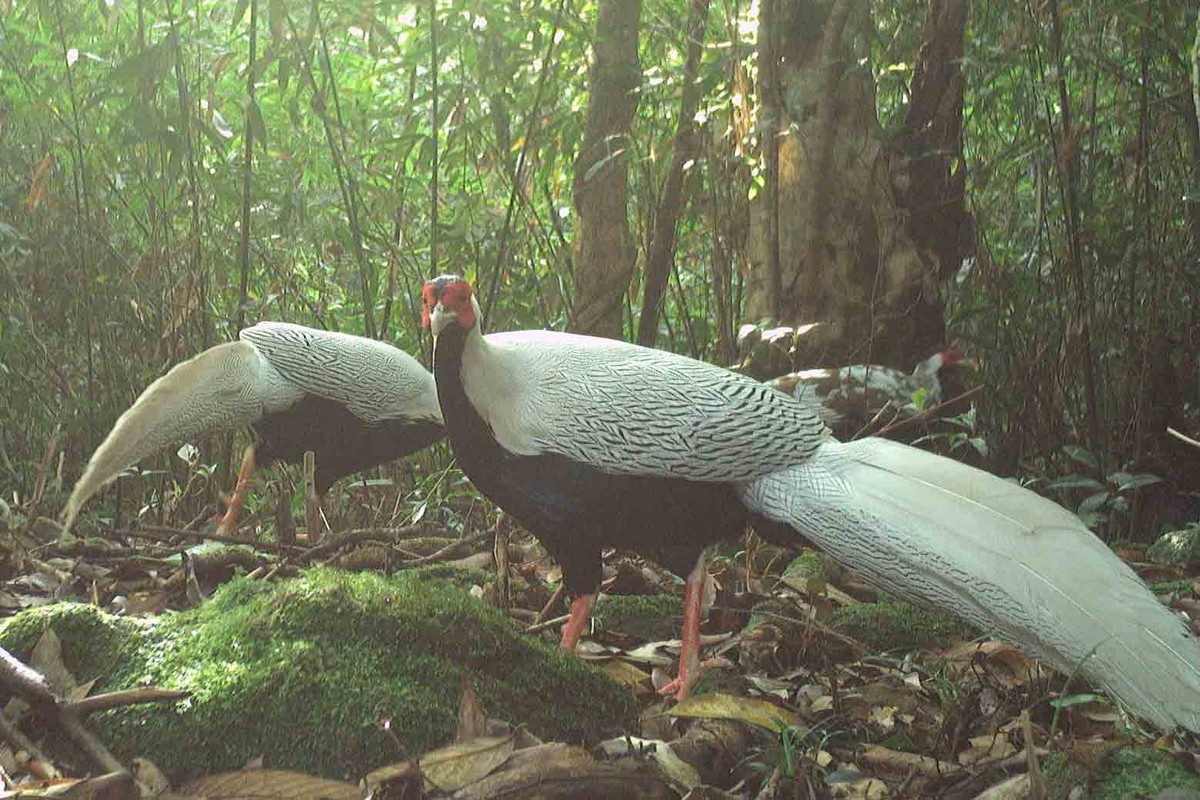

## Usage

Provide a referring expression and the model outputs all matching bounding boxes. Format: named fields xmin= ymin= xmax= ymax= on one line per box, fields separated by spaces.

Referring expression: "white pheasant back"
xmin=460 ymin=329 xmax=829 ymax=482
xmin=242 ymin=322 xmax=441 ymax=424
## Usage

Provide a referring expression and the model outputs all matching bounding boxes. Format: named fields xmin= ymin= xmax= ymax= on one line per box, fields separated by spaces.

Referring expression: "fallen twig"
xmin=0 ymin=645 xmax=132 ymax=789
xmin=1167 ymin=426 xmax=1200 ymax=450
xmin=73 ymin=687 xmax=190 ymax=715
xmin=526 ymin=613 xmax=570 ymax=635
xmin=860 ymin=743 xmax=960 ymax=779
xmin=871 ymin=385 xmax=985 ymax=439
xmin=118 ymin=525 xmax=306 ymax=553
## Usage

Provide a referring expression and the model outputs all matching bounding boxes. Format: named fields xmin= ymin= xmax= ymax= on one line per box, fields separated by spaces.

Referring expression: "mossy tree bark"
xmin=744 ymin=0 xmax=971 ymax=370
xmin=568 ymin=0 xmax=642 ymax=339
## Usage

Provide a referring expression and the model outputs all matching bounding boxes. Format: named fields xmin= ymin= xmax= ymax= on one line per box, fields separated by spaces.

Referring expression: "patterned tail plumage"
xmin=740 ymin=437 xmax=1200 ymax=732
xmin=61 ymin=342 xmax=270 ymax=533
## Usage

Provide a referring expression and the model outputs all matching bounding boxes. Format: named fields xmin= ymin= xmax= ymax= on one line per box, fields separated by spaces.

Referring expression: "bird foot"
xmin=657 ymin=657 xmax=726 ymax=702
xmin=212 ymin=503 xmax=240 ymax=538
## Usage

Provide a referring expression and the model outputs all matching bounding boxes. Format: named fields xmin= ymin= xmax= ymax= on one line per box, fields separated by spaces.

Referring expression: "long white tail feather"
xmin=740 ymin=437 xmax=1200 ymax=732
xmin=60 ymin=341 xmax=296 ymax=533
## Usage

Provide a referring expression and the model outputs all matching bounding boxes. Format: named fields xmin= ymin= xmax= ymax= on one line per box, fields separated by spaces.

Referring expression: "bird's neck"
xmin=433 ymin=324 xmax=504 ymax=453
xmin=913 ymin=354 xmax=943 ymax=380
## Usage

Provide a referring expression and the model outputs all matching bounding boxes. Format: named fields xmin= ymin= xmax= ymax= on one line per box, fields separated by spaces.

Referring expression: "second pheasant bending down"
xmin=423 ymin=274 xmax=1200 ymax=733
xmin=62 ymin=322 xmax=444 ymax=535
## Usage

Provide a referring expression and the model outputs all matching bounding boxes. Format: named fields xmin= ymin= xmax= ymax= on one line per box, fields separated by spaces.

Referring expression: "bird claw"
xmin=657 ymin=676 xmax=690 ymax=702
xmin=657 ymin=663 xmax=702 ymax=702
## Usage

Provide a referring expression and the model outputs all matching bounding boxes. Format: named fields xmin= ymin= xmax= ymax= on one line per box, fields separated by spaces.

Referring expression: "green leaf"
xmin=269 ymin=0 xmax=285 ymax=40
xmin=1077 ymin=492 xmax=1110 ymax=515
xmin=110 ymin=40 xmax=167 ymax=87
xmin=1062 ymin=445 xmax=1098 ymax=471
xmin=247 ymin=98 xmax=267 ymax=149
xmin=1046 ymin=475 xmax=1106 ymax=492
xmin=231 ymin=0 xmax=250 ymax=30
xmin=1049 ymin=693 xmax=1101 ymax=709
xmin=1107 ymin=471 xmax=1162 ymax=493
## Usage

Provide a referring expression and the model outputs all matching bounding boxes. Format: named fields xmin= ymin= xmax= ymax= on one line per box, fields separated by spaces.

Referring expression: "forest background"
xmin=0 ymin=0 xmax=1197 ymax=542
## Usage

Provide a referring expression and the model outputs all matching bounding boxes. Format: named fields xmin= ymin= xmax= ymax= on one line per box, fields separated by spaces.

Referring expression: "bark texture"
xmin=744 ymin=0 xmax=969 ymax=370
xmin=569 ymin=0 xmax=642 ymax=339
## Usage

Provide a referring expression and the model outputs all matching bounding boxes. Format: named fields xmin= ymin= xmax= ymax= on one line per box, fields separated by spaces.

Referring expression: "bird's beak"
xmin=427 ymin=301 xmax=455 ymax=336
xmin=959 ymin=358 xmax=979 ymax=371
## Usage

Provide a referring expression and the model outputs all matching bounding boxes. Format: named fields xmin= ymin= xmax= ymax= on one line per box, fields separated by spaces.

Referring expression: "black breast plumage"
xmin=433 ymin=325 xmax=750 ymax=593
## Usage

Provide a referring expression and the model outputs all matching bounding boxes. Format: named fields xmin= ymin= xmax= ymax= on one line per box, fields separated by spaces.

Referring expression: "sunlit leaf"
xmin=670 ymin=692 xmax=802 ymax=734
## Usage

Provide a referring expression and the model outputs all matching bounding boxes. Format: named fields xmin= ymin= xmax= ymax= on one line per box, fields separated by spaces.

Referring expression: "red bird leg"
xmin=659 ymin=552 xmax=711 ymax=701
xmin=559 ymin=593 xmax=597 ymax=650
xmin=215 ymin=445 xmax=256 ymax=537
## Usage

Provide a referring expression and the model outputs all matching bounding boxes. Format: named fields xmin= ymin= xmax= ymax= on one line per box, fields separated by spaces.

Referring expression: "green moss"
xmin=392 ymin=536 xmax=460 ymax=556
xmin=1148 ymin=578 xmax=1195 ymax=595
xmin=405 ymin=563 xmax=502 ymax=590
xmin=0 ymin=602 xmax=144 ymax=681
xmin=831 ymin=599 xmax=976 ymax=652
xmin=592 ymin=593 xmax=683 ymax=641
xmin=1091 ymin=747 xmax=1200 ymax=800
xmin=1147 ymin=525 xmax=1200 ymax=567
xmin=0 ymin=569 xmax=636 ymax=782
xmin=780 ymin=551 xmax=826 ymax=586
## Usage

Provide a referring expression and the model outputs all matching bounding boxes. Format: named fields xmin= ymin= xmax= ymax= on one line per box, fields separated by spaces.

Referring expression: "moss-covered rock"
xmin=592 ymin=593 xmax=683 ymax=641
xmin=1091 ymin=747 xmax=1200 ymax=800
xmin=1044 ymin=745 xmax=1200 ymax=800
xmin=779 ymin=551 xmax=826 ymax=587
xmin=1148 ymin=524 xmax=1200 ymax=567
xmin=830 ymin=599 xmax=975 ymax=652
xmin=0 ymin=569 xmax=637 ymax=782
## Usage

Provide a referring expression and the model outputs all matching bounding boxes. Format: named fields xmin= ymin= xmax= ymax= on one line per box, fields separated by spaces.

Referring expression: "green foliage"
xmin=1 ymin=0 xmax=1195 ymax=549
xmin=831 ymin=600 xmax=977 ymax=653
xmin=591 ymin=592 xmax=684 ymax=641
xmin=1147 ymin=524 xmax=1200 ymax=566
xmin=0 ymin=569 xmax=637 ymax=781
xmin=1091 ymin=747 xmax=1200 ymax=800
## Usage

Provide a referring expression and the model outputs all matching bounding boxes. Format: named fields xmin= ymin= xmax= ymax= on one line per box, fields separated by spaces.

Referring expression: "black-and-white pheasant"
xmin=62 ymin=322 xmax=443 ymax=534
xmin=423 ymin=274 xmax=1200 ymax=733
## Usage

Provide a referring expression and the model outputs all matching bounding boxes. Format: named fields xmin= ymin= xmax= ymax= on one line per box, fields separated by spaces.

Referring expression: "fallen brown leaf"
xmin=178 ymin=769 xmax=360 ymax=799
xmin=420 ymin=731 xmax=517 ymax=791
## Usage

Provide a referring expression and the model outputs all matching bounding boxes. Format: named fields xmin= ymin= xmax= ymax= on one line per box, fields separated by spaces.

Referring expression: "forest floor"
xmin=1 ymin=500 xmax=1199 ymax=800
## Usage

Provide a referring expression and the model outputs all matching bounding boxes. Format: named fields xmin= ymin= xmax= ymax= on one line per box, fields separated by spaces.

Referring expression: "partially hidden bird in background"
xmin=61 ymin=322 xmax=443 ymax=536
xmin=423 ymin=274 xmax=1200 ymax=733
xmin=768 ymin=348 xmax=975 ymax=439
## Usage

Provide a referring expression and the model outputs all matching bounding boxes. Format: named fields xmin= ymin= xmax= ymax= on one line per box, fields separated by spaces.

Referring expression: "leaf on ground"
xmin=825 ymin=767 xmax=892 ymax=800
xmin=597 ymin=736 xmax=701 ymax=791
xmin=619 ymin=641 xmax=679 ymax=667
xmin=669 ymin=692 xmax=801 ymax=734
xmin=421 ymin=731 xmax=517 ymax=791
xmin=30 ymin=627 xmax=77 ymax=696
xmin=602 ymin=660 xmax=653 ymax=692
xmin=361 ymin=760 xmax=422 ymax=798
xmin=943 ymin=640 xmax=1038 ymax=686
xmin=178 ymin=769 xmax=360 ymax=799
xmin=958 ymin=733 xmax=1017 ymax=766
xmin=456 ymin=681 xmax=488 ymax=742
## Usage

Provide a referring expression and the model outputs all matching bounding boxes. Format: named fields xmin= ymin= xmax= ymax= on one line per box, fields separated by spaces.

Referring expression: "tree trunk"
xmin=744 ymin=0 xmax=968 ymax=370
xmin=899 ymin=0 xmax=972 ymax=345
xmin=636 ymin=0 xmax=709 ymax=347
xmin=568 ymin=0 xmax=642 ymax=339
